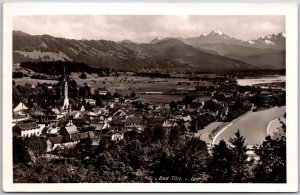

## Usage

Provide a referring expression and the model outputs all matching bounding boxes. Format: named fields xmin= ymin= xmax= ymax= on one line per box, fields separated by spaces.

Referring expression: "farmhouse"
xmin=96 ymin=88 xmax=108 ymax=95
xmin=13 ymin=122 xmax=42 ymax=137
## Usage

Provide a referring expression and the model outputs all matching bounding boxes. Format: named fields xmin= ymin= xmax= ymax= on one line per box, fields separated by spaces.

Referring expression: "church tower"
xmin=62 ymin=67 xmax=70 ymax=111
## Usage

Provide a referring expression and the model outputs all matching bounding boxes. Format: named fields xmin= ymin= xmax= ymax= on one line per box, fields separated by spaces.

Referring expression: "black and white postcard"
xmin=2 ymin=2 xmax=298 ymax=192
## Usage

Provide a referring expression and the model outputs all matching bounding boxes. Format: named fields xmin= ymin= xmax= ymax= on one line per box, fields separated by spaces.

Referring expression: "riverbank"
xmin=212 ymin=106 xmax=286 ymax=146
xmin=236 ymin=75 xmax=285 ymax=86
xmin=211 ymin=110 xmax=252 ymax=145
xmin=266 ymin=117 xmax=286 ymax=138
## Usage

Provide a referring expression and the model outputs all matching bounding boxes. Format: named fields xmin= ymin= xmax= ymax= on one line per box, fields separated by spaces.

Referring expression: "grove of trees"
xmin=13 ymin=128 xmax=286 ymax=183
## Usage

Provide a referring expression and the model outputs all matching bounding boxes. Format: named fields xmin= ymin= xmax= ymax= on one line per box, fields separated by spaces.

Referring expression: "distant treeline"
xmin=20 ymin=61 xmax=111 ymax=76
xmin=135 ymin=72 xmax=171 ymax=78
xmin=226 ymin=69 xmax=285 ymax=78
xmin=192 ymin=69 xmax=285 ymax=76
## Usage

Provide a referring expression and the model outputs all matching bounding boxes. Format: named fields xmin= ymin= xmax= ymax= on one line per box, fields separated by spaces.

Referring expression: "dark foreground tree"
xmin=253 ymin=136 xmax=286 ymax=183
xmin=23 ymin=136 xmax=47 ymax=157
xmin=208 ymin=140 xmax=234 ymax=182
xmin=13 ymin=136 xmax=31 ymax=164
xmin=229 ymin=130 xmax=251 ymax=182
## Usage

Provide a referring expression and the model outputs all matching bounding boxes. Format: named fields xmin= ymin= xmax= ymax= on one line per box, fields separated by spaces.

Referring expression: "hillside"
xmin=13 ymin=32 xmax=179 ymax=72
xmin=13 ymin=30 xmax=278 ymax=73
xmin=227 ymin=51 xmax=286 ymax=69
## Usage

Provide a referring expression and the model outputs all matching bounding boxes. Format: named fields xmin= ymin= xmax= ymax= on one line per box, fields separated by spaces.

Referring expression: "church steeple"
xmin=62 ymin=66 xmax=70 ymax=111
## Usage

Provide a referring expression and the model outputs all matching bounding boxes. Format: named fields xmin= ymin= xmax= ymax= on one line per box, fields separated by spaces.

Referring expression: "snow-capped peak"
xmin=211 ymin=29 xmax=223 ymax=35
xmin=247 ymin=40 xmax=254 ymax=44
xmin=150 ymin=37 xmax=163 ymax=43
xmin=264 ymin=40 xmax=275 ymax=45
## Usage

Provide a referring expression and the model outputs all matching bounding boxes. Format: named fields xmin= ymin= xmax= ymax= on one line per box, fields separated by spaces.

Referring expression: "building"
xmin=12 ymin=112 xmax=29 ymax=124
xmin=13 ymin=102 xmax=28 ymax=112
xmin=124 ymin=116 xmax=145 ymax=131
xmin=96 ymin=88 xmax=108 ymax=95
xmin=59 ymin=120 xmax=79 ymax=138
xmin=13 ymin=122 xmax=42 ymax=137
xmin=46 ymin=136 xmax=79 ymax=152
xmin=84 ymin=98 xmax=96 ymax=106
xmin=103 ymin=130 xmax=124 ymax=141
xmin=62 ymin=67 xmax=70 ymax=111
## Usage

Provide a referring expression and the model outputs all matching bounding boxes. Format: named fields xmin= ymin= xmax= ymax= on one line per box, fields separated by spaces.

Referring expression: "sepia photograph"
xmin=2 ymin=2 xmax=298 ymax=192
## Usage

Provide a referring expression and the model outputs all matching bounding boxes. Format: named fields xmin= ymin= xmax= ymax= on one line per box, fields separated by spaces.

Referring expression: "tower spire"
xmin=62 ymin=66 xmax=70 ymax=111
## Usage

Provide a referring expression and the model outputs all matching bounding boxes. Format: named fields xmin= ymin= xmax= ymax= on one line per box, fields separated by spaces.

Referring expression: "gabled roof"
xmin=65 ymin=125 xmax=79 ymax=135
xmin=14 ymin=122 xmax=39 ymax=131
xmin=125 ymin=116 xmax=143 ymax=124
xmin=70 ymin=134 xmax=81 ymax=142
xmin=48 ymin=136 xmax=64 ymax=144
xmin=104 ymin=130 xmax=123 ymax=137
xmin=13 ymin=102 xmax=28 ymax=112
xmin=13 ymin=113 xmax=28 ymax=120
xmin=51 ymin=108 xmax=61 ymax=115
xmin=91 ymin=123 xmax=104 ymax=131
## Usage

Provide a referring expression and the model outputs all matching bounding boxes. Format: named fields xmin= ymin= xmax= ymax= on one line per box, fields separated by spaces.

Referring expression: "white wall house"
xmin=13 ymin=122 xmax=42 ymax=137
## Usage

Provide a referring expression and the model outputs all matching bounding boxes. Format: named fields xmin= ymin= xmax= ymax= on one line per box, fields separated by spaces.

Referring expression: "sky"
xmin=14 ymin=15 xmax=285 ymax=43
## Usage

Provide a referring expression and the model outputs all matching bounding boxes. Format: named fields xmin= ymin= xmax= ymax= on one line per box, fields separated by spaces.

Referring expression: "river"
xmin=236 ymin=75 xmax=285 ymax=86
xmin=212 ymin=106 xmax=286 ymax=146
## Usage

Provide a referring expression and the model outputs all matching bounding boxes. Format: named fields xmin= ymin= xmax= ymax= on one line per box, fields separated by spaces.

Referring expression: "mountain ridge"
xmin=13 ymin=30 xmax=285 ymax=72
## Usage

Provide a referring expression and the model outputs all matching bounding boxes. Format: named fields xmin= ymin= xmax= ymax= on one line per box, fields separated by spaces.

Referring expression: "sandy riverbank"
xmin=212 ymin=106 xmax=286 ymax=145
xmin=211 ymin=110 xmax=252 ymax=145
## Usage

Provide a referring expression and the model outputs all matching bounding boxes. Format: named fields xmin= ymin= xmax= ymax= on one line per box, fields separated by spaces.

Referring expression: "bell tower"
xmin=62 ymin=66 xmax=70 ymax=111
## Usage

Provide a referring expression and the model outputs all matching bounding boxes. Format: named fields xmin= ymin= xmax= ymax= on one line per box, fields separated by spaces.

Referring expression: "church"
xmin=60 ymin=67 xmax=72 ymax=113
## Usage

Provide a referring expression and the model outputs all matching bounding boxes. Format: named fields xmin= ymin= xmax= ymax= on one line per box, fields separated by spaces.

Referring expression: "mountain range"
xmin=13 ymin=30 xmax=286 ymax=73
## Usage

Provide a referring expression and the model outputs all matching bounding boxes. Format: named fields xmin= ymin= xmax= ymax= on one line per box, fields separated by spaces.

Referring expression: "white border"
xmin=2 ymin=2 xmax=298 ymax=192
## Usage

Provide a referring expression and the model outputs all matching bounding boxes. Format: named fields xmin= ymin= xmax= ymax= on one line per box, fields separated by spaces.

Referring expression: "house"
xmin=13 ymin=102 xmax=28 ymax=112
xmin=124 ymin=116 xmax=145 ymax=131
xmin=92 ymin=107 xmax=109 ymax=116
xmin=46 ymin=136 xmax=79 ymax=152
xmin=59 ymin=120 xmax=79 ymax=137
xmin=113 ymin=109 xmax=127 ymax=117
xmin=13 ymin=122 xmax=42 ymax=137
xmin=84 ymin=98 xmax=96 ymax=106
xmin=103 ymin=130 xmax=124 ymax=141
xmin=177 ymin=104 xmax=186 ymax=110
xmin=124 ymin=129 xmax=142 ymax=140
xmin=95 ymin=88 xmax=108 ymax=95
xmin=40 ymin=125 xmax=60 ymax=136
xmin=162 ymin=119 xmax=177 ymax=129
xmin=12 ymin=112 xmax=29 ymax=124
xmin=88 ymin=131 xmax=101 ymax=145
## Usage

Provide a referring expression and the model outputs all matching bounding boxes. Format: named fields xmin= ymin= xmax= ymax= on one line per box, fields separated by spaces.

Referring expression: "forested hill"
xmin=13 ymin=31 xmax=254 ymax=73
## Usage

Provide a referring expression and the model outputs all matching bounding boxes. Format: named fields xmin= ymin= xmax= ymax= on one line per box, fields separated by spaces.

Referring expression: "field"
xmin=137 ymin=95 xmax=184 ymax=104
xmin=14 ymin=75 xmax=213 ymax=96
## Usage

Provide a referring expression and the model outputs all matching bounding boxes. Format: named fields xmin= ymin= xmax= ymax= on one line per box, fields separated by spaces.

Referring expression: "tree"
xmin=169 ymin=126 xmax=183 ymax=144
xmin=130 ymin=92 xmax=136 ymax=98
xmin=208 ymin=140 xmax=234 ymax=182
xmin=229 ymin=130 xmax=251 ymax=182
xmin=23 ymin=136 xmax=47 ymax=157
xmin=71 ymin=138 xmax=93 ymax=160
xmin=80 ymin=72 xmax=87 ymax=79
xmin=253 ymin=136 xmax=286 ymax=183
xmin=13 ymin=136 xmax=31 ymax=164
xmin=169 ymin=101 xmax=177 ymax=109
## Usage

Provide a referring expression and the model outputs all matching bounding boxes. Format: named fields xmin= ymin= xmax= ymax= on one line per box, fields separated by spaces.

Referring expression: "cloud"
xmin=14 ymin=15 xmax=285 ymax=42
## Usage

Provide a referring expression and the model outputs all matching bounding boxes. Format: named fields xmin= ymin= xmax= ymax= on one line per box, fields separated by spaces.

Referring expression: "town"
xmin=13 ymin=68 xmax=285 ymax=150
